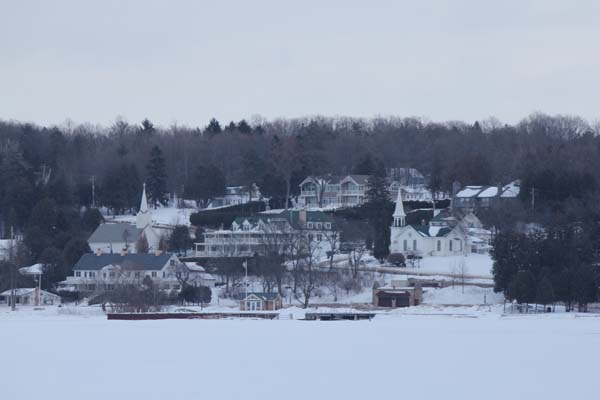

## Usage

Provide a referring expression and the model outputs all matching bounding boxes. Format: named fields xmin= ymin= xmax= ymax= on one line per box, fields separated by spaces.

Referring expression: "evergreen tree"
xmin=185 ymin=165 xmax=226 ymax=208
xmin=205 ymin=118 xmax=222 ymax=135
xmin=81 ymin=208 xmax=104 ymax=233
xmin=169 ymin=225 xmax=192 ymax=256
xmin=535 ymin=276 xmax=555 ymax=308
xmin=146 ymin=146 xmax=168 ymax=207
xmin=364 ymin=160 xmax=393 ymax=260
xmin=509 ymin=270 xmax=536 ymax=305
xmin=237 ymin=120 xmax=252 ymax=134
xmin=136 ymin=234 xmax=149 ymax=254
xmin=140 ymin=119 xmax=155 ymax=135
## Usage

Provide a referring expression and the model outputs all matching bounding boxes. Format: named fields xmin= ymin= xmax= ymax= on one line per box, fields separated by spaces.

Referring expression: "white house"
xmin=58 ymin=252 xmax=214 ymax=293
xmin=298 ymin=175 xmax=369 ymax=208
xmin=389 ymin=189 xmax=469 ymax=257
xmin=209 ymin=184 xmax=262 ymax=208
xmin=195 ymin=209 xmax=338 ymax=259
xmin=0 ymin=288 xmax=61 ymax=306
xmin=88 ymin=185 xmax=167 ymax=254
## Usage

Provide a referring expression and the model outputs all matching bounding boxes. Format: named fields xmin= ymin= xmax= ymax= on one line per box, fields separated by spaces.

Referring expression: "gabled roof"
xmin=73 ymin=252 xmax=174 ymax=271
xmin=243 ymin=292 xmax=281 ymax=301
xmin=410 ymin=225 xmax=453 ymax=238
xmin=88 ymin=223 xmax=143 ymax=244
xmin=340 ymin=175 xmax=369 ymax=185
xmin=455 ymin=181 xmax=520 ymax=199
xmin=0 ymin=288 xmax=60 ymax=297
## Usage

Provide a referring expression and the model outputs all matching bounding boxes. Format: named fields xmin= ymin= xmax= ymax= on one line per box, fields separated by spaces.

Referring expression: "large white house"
xmin=58 ymin=252 xmax=215 ymax=293
xmin=298 ymin=175 xmax=369 ymax=208
xmin=195 ymin=209 xmax=338 ymax=259
xmin=88 ymin=185 xmax=170 ymax=254
xmin=389 ymin=189 xmax=469 ymax=257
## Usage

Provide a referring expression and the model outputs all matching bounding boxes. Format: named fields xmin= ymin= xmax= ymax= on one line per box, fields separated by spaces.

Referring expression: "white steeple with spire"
xmin=393 ymin=187 xmax=406 ymax=227
xmin=136 ymin=183 xmax=152 ymax=229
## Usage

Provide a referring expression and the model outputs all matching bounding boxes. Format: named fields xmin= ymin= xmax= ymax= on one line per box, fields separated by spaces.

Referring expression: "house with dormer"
xmin=195 ymin=209 xmax=338 ymax=258
xmin=58 ymin=252 xmax=214 ymax=293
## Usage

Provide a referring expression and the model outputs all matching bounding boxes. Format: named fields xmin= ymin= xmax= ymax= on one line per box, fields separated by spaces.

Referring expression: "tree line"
xmin=2 ymin=112 xmax=600 ymax=299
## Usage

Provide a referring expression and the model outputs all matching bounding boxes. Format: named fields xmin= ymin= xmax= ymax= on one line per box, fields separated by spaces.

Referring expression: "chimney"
xmin=299 ymin=208 xmax=307 ymax=227
xmin=154 ymin=249 xmax=163 ymax=257
xmin=497 ymin=182 xmax=503 ymax=197
xmin=95 ymin=248 xmax=103 ymax=256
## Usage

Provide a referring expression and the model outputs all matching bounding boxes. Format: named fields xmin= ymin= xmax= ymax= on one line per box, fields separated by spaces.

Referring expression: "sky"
xmin=1 ymin=0 xmax=599 ymax=128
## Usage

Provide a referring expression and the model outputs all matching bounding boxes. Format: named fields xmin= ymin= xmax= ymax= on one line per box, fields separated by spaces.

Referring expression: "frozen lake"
xmin=1 ymin=311 xmax=598 ymax=400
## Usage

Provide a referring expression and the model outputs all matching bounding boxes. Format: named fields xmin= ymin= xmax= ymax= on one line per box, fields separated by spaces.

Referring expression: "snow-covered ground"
xmin=423 ymin=285 xmax=504 ymax=305
xmin=0 ymin=306 xmax=597 ymax=400
xmin=109 ymin=206 xmax=196 ymax=226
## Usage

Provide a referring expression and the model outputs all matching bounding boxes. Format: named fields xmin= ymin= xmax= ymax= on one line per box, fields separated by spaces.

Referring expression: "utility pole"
xmin=90 ymin=175 xmax=96 ymax=208
xmin=9 ymin=226 xmax=16 ymax=311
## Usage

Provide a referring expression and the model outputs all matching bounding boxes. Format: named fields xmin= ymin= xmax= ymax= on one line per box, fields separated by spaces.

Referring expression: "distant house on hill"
xmin=209 ymin=184 xmax=262 ymax=208
xmin=299 ymin=175 xmax=369 ymax=208
xmin=88 ymin=185 xmax=171 ymax=254
xmin=453 ymin=180 xmax=520 ymax=211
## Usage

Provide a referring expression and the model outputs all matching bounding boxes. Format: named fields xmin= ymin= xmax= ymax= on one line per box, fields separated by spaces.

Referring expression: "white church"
xmin=389 ymin=188 xmax=469 ymax=257
xmin=87 ymin=185 xmax=171 ymax=254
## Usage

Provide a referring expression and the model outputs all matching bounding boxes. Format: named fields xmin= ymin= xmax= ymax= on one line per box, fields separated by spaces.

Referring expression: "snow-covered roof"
xmin=184 ymin=262 xmax=206 ymax=272
xmin=0 ymin=288 xmax=60 ymax=297
xmin=19 ymin=263 xmax=44 ymax=275
xmin=455 ymin=181 xmax=520 ymax=199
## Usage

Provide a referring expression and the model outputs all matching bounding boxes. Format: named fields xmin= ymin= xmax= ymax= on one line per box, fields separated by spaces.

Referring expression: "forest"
xmin=1 ymin=112 xmax=600 ymax=305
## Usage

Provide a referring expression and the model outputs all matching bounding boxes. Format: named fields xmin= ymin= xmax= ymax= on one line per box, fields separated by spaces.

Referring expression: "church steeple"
xmin=393 ymin=187 xmax=406 ymax=227
xmin=136 ymin=183 xmax=152 ymax=229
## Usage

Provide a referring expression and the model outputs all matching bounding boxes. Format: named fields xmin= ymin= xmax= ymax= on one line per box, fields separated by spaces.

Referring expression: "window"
xmin=84 ymin=272 xmax=87 ymax=278
xmin=413 ymin=240 xmax=417 ymax=251
xmin=170 ymin=259 xmax=176 ymax=266
xmin=403 ymin=240 xmax=408 ymax=251
xmin=449 ymin=240 xmax=453 ymax=251
xmin=162 ymin=271 xmax=166 ymax=278
xmin=316 ymin=223 xmax=322 ymax=229
xmin=135 ymin=272 xmax=141 ymax=278
xmin=90 ymin=272 xmax=96 ymax=278
xmin=151 ymin=271 xmax=158 ymax=278
xmin=75 ymin=271 xmax=81 ymax=277
xmin=109 ymin=272 xmax=115 ymax=278
xmin=437 ymin=240 xmax=441 ymax=252
xmin=307 ymin=222 xmax=313 ymax=229
xmin=308 ymin=234 xmax=314 ymax=242
xmin=325 ymin=223 xmax=331 ymax=229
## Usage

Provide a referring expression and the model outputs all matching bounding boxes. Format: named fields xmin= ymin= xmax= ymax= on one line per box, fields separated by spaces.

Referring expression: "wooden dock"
xmin=107 ymin=312 xmax=279 ymax=320
xmin=304 ymin=312 xmax=376 ymax=321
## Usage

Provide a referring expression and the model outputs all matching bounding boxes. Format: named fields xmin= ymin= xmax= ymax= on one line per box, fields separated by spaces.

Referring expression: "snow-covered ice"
xmin=0 ymin=307 xmax=597 ymax=400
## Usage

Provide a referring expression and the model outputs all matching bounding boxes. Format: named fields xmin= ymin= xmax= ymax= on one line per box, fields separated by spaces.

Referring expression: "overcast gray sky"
xmin=1 ymin=0 xmax=599 ymax=128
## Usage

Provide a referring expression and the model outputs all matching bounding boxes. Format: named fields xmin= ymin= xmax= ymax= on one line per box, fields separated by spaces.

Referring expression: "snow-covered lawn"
xmin=109 ymin=206 xmax=196 ymax=226
xmin=423 ymin=285 xmax=504 ymax=305
xmin=0 ymin=308 xmax=597 ymax=400
xmin=413 ymin=253 xmax=493 ymax=277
